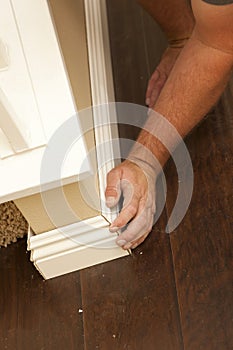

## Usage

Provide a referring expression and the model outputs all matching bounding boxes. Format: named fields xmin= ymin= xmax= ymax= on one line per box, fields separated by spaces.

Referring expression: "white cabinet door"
xmin=0 ymin=0 xmax=91 ymax=203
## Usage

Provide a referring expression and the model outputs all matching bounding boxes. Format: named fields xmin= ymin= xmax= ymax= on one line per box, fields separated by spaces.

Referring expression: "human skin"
xmin=138 ymin=0 xmax=195 ymax=107
xmin=105 ymin=0 xmax=233 ymax=250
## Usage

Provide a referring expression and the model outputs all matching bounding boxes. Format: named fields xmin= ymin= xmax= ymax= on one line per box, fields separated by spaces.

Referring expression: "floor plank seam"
xmin=167 ymin=228 xmax=185 ymax=350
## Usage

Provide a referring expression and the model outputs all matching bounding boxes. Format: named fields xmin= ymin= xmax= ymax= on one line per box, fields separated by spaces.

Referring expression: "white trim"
xmin=0 ymin=87 xmax=29 ymax=152
xmin=84 ymin=0 xmax=121 ymax=223
xmin=28 ymin=215 xmax=109 ymax=251
xmin=28 ymin=215 xmax=128 ymax=279
xmin=0 ymin=39 xmax=9 ymax=71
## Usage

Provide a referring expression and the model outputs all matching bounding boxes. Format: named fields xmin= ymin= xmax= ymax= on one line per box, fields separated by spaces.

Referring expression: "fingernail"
xmin=146 ymin=98 xmax=150 ymax=106
xmin=109 ymin=226 xmax=119 ymax=233
xmin=116 ymin=239 xmax=127 ymax=247
xmin=106 ymin=196 xmax=116 ymax=207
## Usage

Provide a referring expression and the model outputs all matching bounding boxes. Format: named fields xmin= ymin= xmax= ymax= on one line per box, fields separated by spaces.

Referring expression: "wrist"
xmin=127 ymin=137 xmax=165 ymax=179
xmin=128 ymin=110 xmax=183 ymax=174
xmin=127 ymin=154 xmax=161 ymax=180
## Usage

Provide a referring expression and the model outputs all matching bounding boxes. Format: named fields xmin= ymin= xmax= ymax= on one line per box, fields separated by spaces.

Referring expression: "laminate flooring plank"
xmin=165 ymin=81 xmax=233 ymax=349
xmin=0 ymin=239 xmax=84 ymax=350
xmin=106 ymin=0 xmax=150 ymax=105
xmin=80 ymin=213 xmax=183 ymax=350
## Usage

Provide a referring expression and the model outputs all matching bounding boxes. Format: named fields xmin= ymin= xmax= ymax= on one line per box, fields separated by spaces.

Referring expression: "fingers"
xmin=116 ymin=199 xmax=154 ymax=250
xmin=146 ymin=69 xmax=167 ymax=108
xmin=109 ymin=191 xmax=140 ymax=232
xmin=146 ymin=69 xmax=160 ymax=106
xmin=106 ymin=162 xmax=156 ymax=250
xmin=150 ymin=71 xmax=167 ymax=108
xmin=131 ymin=233 xmax=149 ymax=249
xmin=105 ymin=168 xmax=121 ymax=208
xmin=130 ymin=213 xmax=154 ymax=249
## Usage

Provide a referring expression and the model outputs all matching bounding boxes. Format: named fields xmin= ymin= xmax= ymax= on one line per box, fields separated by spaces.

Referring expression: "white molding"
xmin=84 ymin=0 xmax=121 ymax=224
xmin=0 ymin=87 xmax=29 ymax=152
xmin=0 ymin=39 xmax=9 ymax=71
xmin=28 ymin=215 xmax=128 ymax=279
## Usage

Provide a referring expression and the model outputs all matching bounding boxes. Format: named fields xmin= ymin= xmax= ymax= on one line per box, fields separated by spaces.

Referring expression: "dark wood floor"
xmin=0 ymin=1 xmax=232 ymax=349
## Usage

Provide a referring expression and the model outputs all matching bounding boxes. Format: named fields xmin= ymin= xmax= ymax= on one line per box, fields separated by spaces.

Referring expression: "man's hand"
xmin=146 ymin=46 xmax=183 ymax=108
xmin=105 ymin=160 xmax=156 ymax=250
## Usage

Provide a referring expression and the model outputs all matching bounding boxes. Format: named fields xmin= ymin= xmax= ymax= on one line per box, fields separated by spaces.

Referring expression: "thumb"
xmin=105 ymin=168 xmax=122 ymax=208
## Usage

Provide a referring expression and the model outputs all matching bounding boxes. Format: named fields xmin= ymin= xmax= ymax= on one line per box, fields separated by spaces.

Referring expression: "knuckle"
xmin=105 ymin=185 xmax=117 ymax=192
xmin=105 ymin=186 xmax=118 ymax=197
xmin=115 ymin=216 xmax=127 ymax=228
xmin=159 ymin=71 xmax=166 ymax=80
xmin=107 ymin=168 xmax=116 ymax=180
xmin=139 ymin=205 xmax=149 ymax=218
xmin=124 ymin=232 xmax=138 ymax=243
xmin=146 ymin=201 xmax=153 ymax=211
xmin=125 ymin=204 xmax=137 ymax=217
xmin=121 ymin=181 xmax=130 ymax=191
xmin=116 ymin=217 xmax=128 ymax=228
xmin=138 ymin=212 xmax=148 ymax=224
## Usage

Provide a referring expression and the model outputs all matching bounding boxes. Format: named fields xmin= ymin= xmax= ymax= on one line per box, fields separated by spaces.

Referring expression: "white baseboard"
xmin=28 ymin=216 xmax=129 ymax=279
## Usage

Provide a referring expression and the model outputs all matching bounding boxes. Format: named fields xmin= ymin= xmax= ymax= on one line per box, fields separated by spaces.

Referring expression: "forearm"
xmin=137 ymin=0 xmax=195 ymax=43
xmin=131 ymin=34 xmax=233 ymax=169
xmin=105 ymin=1 xmax=233 ymax=248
